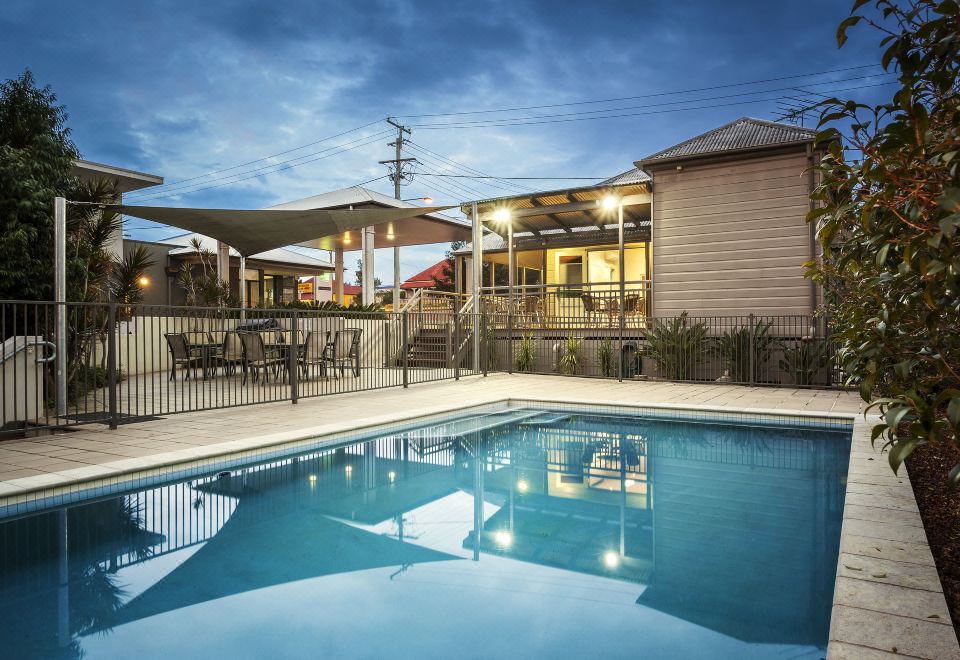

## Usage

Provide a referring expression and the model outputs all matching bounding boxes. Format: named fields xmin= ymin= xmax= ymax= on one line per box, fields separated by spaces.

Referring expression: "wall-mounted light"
xmin=493 ymin=208 xmax=511 ymax=224
xmin=601 ymin=195 xmax=619 ymax=211
xmin=603 ymin=551 xmax=619 ymax=569
xmin=516 ymin=479 xmax=529 ymax=493
xmin=495 ymin=530 xmax=513 ymax=547
xmin=138 ymin=276 xmax=150 ymax=287
xmin=343 ymin=232 xmax=351 ymax=245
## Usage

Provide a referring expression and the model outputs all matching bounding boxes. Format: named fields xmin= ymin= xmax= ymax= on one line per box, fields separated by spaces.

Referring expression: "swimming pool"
xmin=0 ymin=406 xmax=851 ymax=659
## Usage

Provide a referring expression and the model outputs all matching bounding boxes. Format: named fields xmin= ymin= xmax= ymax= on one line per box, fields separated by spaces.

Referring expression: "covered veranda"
xmin=458 ymin=174 xmax=652 ymax=330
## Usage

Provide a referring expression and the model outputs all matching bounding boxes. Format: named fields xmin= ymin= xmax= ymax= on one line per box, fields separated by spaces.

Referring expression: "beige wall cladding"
xmin=652 ymin=150 xmax=813 ymax=317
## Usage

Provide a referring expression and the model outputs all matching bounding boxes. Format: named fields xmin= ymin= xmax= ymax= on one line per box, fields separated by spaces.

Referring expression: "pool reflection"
xmin=0 ymin=412 xmax=849 ymax=659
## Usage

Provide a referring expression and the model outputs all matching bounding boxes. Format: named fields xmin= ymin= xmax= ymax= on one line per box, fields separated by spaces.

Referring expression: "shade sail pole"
xmin=239 ymin=255 xmax=246 ymax=318
xmin=470 ymin=201 xmax=481 ymax=371
xmin=393 ymin=246 xmax=401 ymax=311
xmin=54 ymin=196 xmax=67 ymax=417
xmin=362 ymin=225 xmax=375 ymax=306
xmin=335 ymin=247 xmax=344 ymax=303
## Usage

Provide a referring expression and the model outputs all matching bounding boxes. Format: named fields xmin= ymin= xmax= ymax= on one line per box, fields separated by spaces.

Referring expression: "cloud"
xmin=2 ymin=0 xmax=888 ymax=280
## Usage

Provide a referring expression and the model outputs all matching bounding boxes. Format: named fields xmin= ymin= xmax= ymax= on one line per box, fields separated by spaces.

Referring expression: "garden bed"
xmin=907 ymin=441 xmax=960 ymax=633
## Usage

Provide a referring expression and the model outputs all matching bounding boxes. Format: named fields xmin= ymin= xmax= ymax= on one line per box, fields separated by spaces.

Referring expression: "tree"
xmin=353 ymin=258 xmax=381 ymax=288
xmin=432 ymin=239 xmax=465 ymax=292
xmin=810 ymin=0 xmax=960 ymax=482
xmin=178 ymin=238 xmax=232 ymax=306
xmin=0 ymin=69 xmax=78 ymax=301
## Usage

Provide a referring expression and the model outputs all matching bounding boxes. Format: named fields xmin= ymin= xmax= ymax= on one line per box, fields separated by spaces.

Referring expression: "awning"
xmin=113 ymin=203 xmax=458 ymax=256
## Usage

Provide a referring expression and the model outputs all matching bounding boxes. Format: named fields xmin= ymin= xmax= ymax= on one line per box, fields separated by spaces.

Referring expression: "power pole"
xmin=379 ymin=117 xmax=415 ymax=310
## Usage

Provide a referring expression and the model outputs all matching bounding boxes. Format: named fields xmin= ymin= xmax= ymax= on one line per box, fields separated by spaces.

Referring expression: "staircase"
xmin=406 ymin=328 xmax=452 ymax=368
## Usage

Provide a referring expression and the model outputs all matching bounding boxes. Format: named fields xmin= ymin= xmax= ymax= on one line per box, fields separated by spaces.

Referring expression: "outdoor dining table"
xmin=190 ymin=341 xmax=222 ymax=381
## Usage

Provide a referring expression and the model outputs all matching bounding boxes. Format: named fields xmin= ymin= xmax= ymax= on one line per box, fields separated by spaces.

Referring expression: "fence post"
xmin=289 ymin=309 xmax=298 ymax=404
xmin=748 ymin=313 xmax=756 ymax=386
xmin=107 ymin=303 xmax=118 ymax=430
xmin=453 ymin=307 xmax=460 ymax=381
xmin=402 ymin=310 xmax=409 ymax=388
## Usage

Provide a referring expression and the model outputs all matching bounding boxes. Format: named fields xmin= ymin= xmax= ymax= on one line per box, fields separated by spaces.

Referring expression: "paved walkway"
xmin=1 ymin=374 xmax=860 ymax=493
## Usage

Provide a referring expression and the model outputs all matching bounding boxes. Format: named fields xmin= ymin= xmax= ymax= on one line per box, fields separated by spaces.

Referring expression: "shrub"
xmin=644 ymin=313 xmax=710 ymax=380
xmin=716 ymin=319 xmax=774 ymax=383
xmin=557 ymin=335 xmax=583 ymax=375
xmin=514 ymin=332 xmax=536 ymax=372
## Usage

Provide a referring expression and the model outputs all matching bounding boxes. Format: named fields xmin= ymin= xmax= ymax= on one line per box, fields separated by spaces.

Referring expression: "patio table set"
xmin=163 ymin=328 xmax=362 ymax=384
xmin=482 ymin=292 xmax=646 ymax=328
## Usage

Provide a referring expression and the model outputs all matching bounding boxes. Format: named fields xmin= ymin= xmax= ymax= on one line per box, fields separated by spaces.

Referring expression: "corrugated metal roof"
xmin=638 ymin=117 xmax=815 ymax=165
xmin=599 ymin=168 xmax=651 ymax=185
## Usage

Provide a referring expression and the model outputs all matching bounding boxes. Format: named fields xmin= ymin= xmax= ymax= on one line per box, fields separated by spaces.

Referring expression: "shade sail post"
xmin=239 ymin=255 xmax=247 ymax=318
xmin=54 ymin=196 xmax=67 ymax=417
xmin=334 ymin=247 xmax=344 ymax=303
xmin=362 ymin=225 xmax=375 ymax=306
xmin=393 ymin=246 xmax=401 ymax=311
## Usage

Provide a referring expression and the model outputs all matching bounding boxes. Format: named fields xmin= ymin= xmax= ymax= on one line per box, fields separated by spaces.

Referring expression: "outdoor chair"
xmin=324 ymin=328 xmax=362 ymax=377
xmin=580 ymin=293 xmax=605 ymax=324
xmin=299 ymin=330 xmax=330 ymax=379
xmin=238 ymin=331 xmax=286 ymax=384
xmin=215 ymin=331 xmax=245 ymax=376
xmin=164 ymin=333 xmax=203 ymax=381
xmin=623 ymin=294 xmax=645 ymax=326
xmin=519 ymin=295 xmax=543 ymax=327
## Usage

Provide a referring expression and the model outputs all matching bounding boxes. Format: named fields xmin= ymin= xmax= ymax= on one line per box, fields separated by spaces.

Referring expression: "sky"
xmin=0 ymin=0 xmax=894 ymax=282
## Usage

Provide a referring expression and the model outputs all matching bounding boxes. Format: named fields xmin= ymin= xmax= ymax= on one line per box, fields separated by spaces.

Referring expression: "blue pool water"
xmin=0 ymin=408 xmax=850 ymax=659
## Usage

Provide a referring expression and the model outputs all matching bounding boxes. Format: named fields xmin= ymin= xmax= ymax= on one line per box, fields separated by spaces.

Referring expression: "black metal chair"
xmin=324 ymin=328 xmax=362 ymax=377
xmin=238 ymin=331 xmax=285 ymax=384
xmin=214 ymin=331 xmax=245 ymax=376
xmin=299 ymin=330 xmax=330 ymax=379
xmin=164 ymin=333 xmax=203 ymax=381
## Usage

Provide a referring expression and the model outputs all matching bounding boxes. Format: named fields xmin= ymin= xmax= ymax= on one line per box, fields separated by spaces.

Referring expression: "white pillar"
xmin=239 ymin=255 xmax=247 ymax=311
xmin=393 ymin=245 xmax=401 ymax=311
xmin=470 ymin=201 xmax=482 ymax=370
xmin=362 ymin=226 xmax=375 ymax=306
xmin=54 ymin=196 xmax=67 ymax=416
xmin=334 ymin=247 xmax=345 ymax=303
xmin=217 ymin=241 xmax=231 ymax=288
xmin=507 ymin=220 xmax=515 ymax=311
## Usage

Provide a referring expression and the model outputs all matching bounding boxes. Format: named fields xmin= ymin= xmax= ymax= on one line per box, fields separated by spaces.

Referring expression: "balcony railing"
xmin=480 ymin=280 xmax=651 ymax=329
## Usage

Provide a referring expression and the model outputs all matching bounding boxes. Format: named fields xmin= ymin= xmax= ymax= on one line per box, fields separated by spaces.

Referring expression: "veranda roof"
xmin=113 ymin=202 xmax=458 ymax=257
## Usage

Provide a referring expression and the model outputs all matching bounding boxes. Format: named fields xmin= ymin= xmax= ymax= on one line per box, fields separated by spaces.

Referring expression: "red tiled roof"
xmin=400 ymin=260 xmax=451 ymax=289
xmin=343 ymin=284 xmax=361 ymax=295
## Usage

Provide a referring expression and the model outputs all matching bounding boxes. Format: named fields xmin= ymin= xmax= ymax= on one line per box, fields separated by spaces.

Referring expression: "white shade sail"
xmin=113 ymin=204 xmax=458 ymax=256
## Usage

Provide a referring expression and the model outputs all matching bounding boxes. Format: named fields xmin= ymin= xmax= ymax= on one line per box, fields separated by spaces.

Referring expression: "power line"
xmin=414 ymin=81 xmax=899 ymax=130
xmin=405 ymin=146 xmax=534 ymax=197
xmin=137 ymin=119 xmax=386 ymax=190
xmin=408 ymin=79 xmax=897 ymax=129
xmin=405 ymin=142 xmax=536 ymax=194
xmin=128 ymin=132 xmax=393 ymax=202
xmin=396 ymin=64 xmax=885 ymax=119
xmin=413 ymin=173 xmax=610 ymax=180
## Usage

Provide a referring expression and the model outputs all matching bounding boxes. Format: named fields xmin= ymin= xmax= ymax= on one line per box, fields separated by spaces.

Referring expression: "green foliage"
xmin=809 ymin=1 xmax=960 ymax=481
xmin=644 ymin=312 xmax=711 ymax=380
xmin=178 ymin=238 xmax=234 ymax=307
xmin=270 ymin=298 xmax=386 ymax=317
xmin=0 ymin=69 xmax=79 ymax=302
xmin=716 ymin=319 xmax=774 ymax=383
xmin=779 ymin=339 xmax=832 ymax=386
xmin=557 ymin=334 xmax=583 ymax=375
xmin=598 ymin=336 xmax=615 ymax=378
xmin=514 ymin=332 xmax=536 ymax=372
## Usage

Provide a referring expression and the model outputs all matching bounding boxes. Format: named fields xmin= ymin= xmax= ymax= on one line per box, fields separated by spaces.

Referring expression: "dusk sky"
xmin=1 ymin=0 xmax=895 ymax=281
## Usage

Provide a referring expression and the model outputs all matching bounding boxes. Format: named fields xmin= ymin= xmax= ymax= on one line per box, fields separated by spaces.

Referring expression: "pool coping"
xmin=0 ymin=393 xmax=956 ymax=658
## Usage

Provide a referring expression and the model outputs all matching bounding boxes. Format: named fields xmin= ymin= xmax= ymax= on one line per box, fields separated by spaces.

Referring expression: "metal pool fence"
xmin=0 ymin=300 xmax=483 ymax=435
xmin=1 ymin=300 xmax=843 ymax=435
